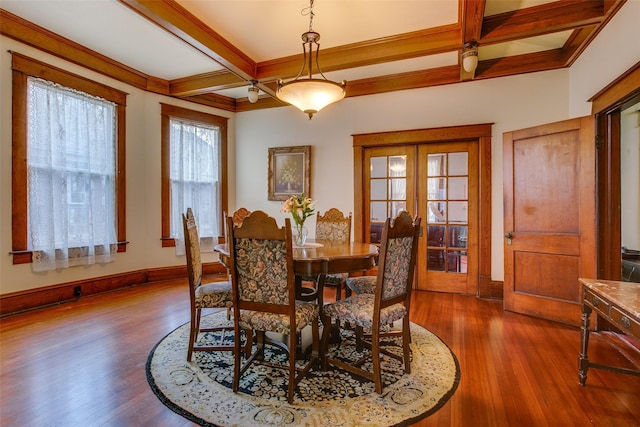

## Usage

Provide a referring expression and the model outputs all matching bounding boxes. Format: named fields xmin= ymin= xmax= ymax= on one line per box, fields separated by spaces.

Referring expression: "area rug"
xmin=146 ymin=311 xmax=460 ymax=427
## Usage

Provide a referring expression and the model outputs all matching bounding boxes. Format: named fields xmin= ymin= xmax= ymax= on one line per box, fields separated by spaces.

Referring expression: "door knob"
xmin=505 ymin=231 xmax=513 ymax=246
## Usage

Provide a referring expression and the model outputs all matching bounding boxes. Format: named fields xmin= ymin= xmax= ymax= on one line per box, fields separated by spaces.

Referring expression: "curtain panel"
xmin=170 ymin=118 xmax=221 ymax=255
xmin=27 ymin=77 xmax=117 ymax=272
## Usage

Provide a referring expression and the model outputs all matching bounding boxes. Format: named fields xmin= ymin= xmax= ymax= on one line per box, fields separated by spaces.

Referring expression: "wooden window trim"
xmin=160 ymin=103 xmax=228 ymax=248
xmin=10 ymin=52 xmax=127 ymax=265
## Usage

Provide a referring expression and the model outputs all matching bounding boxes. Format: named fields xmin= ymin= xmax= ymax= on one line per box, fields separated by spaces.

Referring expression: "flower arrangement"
xmin=281 ymin=193 xmax=315 ymax=227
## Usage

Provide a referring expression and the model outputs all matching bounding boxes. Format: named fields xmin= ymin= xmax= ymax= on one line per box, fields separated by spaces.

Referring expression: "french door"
xmin=417 ymin=142 xmax=478 ymax=293
xmin=361 ymin=142 xmax=478 ymax=293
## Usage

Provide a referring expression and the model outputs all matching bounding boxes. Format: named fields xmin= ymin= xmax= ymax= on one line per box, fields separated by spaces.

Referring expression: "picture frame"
xmin=268 ymin=145 xmax=311 ymax=201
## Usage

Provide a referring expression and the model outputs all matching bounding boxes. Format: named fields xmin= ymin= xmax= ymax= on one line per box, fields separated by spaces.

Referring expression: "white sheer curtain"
xmin=170 ymin=118 xmax=220 ymax=255
xmin=27 ymin=77 xmax=117 ymax=272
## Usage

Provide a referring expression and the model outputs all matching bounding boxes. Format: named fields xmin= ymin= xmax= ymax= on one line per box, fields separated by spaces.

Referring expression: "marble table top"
xmin=579 ymin=278 xmax=640 ymax=319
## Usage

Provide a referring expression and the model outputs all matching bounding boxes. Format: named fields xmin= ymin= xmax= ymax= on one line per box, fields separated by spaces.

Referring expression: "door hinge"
xmin=595 ymin=135 xmax=605 ymax=149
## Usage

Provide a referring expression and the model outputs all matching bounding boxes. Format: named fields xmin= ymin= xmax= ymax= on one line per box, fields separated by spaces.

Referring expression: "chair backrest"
xmin=227 ymin=210 xmax=295 ymax=311
xmin=374 ymin=211 xmax=421 ymax=307
xmin=220 ymin=208 xmax=252 ymax=244
xmin=316 ymin=208 xmax=352 ymax=242
xmin=182 ymin=208 xmax=202 ymax=292
xmin=232 ymin=207 xmax=251 ymax=227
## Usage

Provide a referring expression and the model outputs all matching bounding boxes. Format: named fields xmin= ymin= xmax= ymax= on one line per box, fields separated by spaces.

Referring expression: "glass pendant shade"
xmin=248 ymin=85 xmax=259 ymax=103
xmin=462 ymin=53 xmax=478 ymax=73
xmin=461 ymin=42 xmax=479 ymax=73
xmin=277 ymin=78 xmax=345 ymax=119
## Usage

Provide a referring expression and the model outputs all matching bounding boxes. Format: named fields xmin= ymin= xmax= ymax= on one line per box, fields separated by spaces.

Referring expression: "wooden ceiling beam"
xmin=474 ymin=49 xmax=567 ymax=80
xmin=460 ymin=0 xmax=486 ymax=81
xmin=480 ymin=0 xmax=605 ymax=44
xmin=118 ymin=0 xmax=256 ymax=80
xmin=257 ymin=24 xmax=462 ymax=81
xmin=167 ymin=24 xmax=463 ymax=96
xmin=346 ymin=65 xmax=462 ymax=98
xmin=180 ymin=93 xmax=237 ymax=111
xmin=170 ymin=70 xmax=246 ymax=96
xmin=462 ymin=0 xmax=486 ymax=43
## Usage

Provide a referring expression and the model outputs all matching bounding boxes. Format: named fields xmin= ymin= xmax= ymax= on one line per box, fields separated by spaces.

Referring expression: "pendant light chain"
xmin=304 ymin=0 xmax=315 ymax=32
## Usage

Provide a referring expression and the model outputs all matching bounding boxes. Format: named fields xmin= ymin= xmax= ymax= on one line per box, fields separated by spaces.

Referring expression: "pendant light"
xmin=276 ymin=0 xmax=346 ymax=119
xmin=462 ymin=42 xmax=479 ymax=74
xmin=247 ymin=80 xmax=259 ymax=103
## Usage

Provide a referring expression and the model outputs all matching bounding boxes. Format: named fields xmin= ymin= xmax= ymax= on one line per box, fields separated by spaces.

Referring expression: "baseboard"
xmin=478 ymin=277 xmax=503 ymax=299
xmin=0 ymin=262 xmax=227 ymax=317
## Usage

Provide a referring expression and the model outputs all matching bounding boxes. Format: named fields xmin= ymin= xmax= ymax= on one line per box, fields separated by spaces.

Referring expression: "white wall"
xmin=236 ymin=68 xmax=570 ymax=282
xmin=569 ymin=0 xmax=640 ymax=117
xmin=1 ymin=0 xmax=638 ymax=295
xmin=0 ymin=38 xmax=235 ymax=294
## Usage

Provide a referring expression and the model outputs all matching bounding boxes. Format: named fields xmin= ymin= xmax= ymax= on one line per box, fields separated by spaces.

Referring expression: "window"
xmin=11 ymin=53 xmax=127 ymax=268
xmin=160 ymin=104 xmax=227 ymax=250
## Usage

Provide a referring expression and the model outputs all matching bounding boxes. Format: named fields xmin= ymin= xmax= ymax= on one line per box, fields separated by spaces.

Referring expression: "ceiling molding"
xmin=1 ymin=0 xmax=628 ymax=113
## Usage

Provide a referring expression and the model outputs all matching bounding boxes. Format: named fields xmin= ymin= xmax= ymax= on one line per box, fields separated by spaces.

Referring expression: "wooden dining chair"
xmin=227 ymin=210 xmax=320 ymax=403
xmin=300 ymin=208 xmax=352 ymax=302
xmin=182 ymin=208 xmax=250 ymax=361
xmin=220 ymin=207 xmax=252 ymax=243
xmin=320 ymin=211 xmax=421 ymax=394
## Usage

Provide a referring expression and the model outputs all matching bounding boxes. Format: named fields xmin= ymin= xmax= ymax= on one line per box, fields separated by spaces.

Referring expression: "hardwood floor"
xmin=1 ymin=277 xmax=639 ymax=426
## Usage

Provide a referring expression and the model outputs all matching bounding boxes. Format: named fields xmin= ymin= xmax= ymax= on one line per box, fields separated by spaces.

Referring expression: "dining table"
xmin=214 ymin=239 xmax=378 ymax=353
xmin=214 ymin=239 xmax=379 ymax=307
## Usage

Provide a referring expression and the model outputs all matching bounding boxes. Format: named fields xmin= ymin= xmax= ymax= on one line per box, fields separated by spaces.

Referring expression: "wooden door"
xmin=416 ymin=142 xmax=478 ymax=293
xmin=503 ymin=116 xmax=596 ymax=326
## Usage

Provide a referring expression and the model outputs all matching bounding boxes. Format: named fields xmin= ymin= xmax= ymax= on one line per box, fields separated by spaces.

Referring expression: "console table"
xmin=578 ymin=278 xmax=640 ymax=385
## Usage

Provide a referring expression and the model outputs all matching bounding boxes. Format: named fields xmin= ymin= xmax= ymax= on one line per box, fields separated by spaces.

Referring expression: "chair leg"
xmin=402 ymin=317 xmax=411 ymax=374
xmin=288 ymin=327 xmax=297 ymax=404
xmin=355 ymin=325 xmax=365 ymax=352
xmin=371 ymin=327 xmax=383 ymax=394
xmin=243 ymin=328 xmax=253 ymax=359
xmin=320 ymin=312 xmax=333 ymax=370
xmin=187 ymin=307 xmax=200 ymax=361
xmin=233 ymin=337 xmax=241 ymax=393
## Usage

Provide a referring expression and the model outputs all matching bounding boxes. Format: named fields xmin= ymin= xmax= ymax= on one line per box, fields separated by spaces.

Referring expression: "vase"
xmin=294 ymin=223 xmax=308 ymax=246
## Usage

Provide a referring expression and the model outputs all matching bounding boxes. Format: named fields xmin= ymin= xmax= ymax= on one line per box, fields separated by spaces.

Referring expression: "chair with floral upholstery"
xmin=227 ymin=210 xmax=320 ymax=403
xmin=220 ymin=208 xmax=252 ymax=244
xmin=344 ymin=273 xmax=377 ymax=295
xmin=182 ymin=208 xmax=250 ymax=361
xmin=320 ymin=210 xmax=421 ymax=394
xmin=313 ymin=208 xmax=352 ymax=300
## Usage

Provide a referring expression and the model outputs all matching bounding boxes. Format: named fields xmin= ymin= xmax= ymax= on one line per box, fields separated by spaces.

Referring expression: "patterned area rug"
xmin=146 ymin=311 xmax=460 ymax=427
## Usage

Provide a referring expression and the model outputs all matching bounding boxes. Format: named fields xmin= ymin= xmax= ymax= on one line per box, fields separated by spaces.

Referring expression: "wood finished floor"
xmin=1 ymin=277 xmax=639 ymax=427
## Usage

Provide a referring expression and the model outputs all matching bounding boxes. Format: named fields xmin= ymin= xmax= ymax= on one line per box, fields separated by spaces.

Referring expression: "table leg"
xmin=579 ymin=303 xmax=592 ymax=386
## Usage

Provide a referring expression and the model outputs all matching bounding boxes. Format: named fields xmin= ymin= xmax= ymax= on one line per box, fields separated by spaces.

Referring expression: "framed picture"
xmin=268 ymin=145 xmax=311 ymax=201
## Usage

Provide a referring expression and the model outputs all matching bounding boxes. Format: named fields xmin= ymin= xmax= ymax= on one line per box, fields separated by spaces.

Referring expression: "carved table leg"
xmin=578 ymin=303 xmax=592 ymax=386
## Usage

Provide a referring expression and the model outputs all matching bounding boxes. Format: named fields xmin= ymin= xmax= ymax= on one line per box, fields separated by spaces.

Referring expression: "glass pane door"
xmin=364 ymin=147 xmax=415 ymax=243
xmin=418 ymin=142 xmax=477 ymax=293
xmin=426 ymin=151 xmax=468 ymax=272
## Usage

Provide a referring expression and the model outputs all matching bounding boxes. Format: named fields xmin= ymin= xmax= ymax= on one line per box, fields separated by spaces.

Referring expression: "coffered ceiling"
xmin=0 ymin=0 xmax=626 ymax=113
